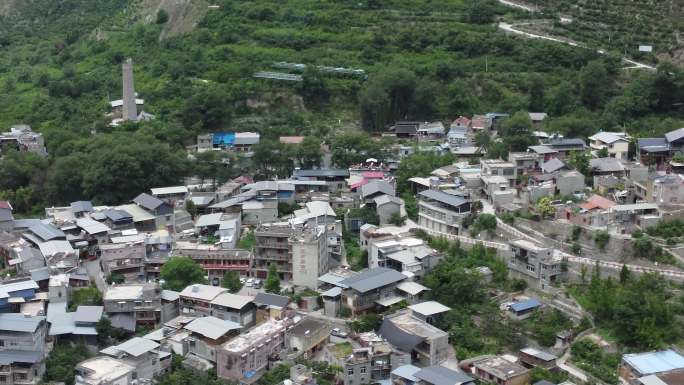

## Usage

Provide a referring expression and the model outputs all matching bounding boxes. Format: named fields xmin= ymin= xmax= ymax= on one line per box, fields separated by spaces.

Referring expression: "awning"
xmin=375 ymin=296 xmax=404 ymax=307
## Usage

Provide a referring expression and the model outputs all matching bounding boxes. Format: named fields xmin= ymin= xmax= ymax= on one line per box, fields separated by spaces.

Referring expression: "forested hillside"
xmin=0 ymin=0 xmax=683 ymax=214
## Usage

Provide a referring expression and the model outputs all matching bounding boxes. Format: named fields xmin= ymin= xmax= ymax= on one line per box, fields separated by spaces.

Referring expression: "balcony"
xmin=201 ymin=263 xmax=249 ymax=270
xmin=256 ymin=242 xmax=290 ymax=250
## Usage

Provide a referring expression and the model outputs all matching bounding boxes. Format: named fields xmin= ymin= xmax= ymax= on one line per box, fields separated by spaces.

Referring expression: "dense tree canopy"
xmin=160 ymin=256 xmax=207 ymax=291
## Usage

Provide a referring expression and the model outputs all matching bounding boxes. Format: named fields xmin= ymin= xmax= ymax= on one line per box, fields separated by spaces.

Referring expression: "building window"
xmin=348 ymin=368 xmax=354 ymax=375
xmin=360 ymin=367 xmax=366 ymax=374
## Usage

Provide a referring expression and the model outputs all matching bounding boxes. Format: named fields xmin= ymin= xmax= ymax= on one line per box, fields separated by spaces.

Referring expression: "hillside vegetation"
xmin=0 ymin=0 xmax=683 ymax=214
xmin=537 ymin=0 xmax=682 ymax=61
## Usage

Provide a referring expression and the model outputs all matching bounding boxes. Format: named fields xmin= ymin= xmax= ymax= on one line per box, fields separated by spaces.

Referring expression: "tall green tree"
xmin=222 ymin=271 xmax=243 ymax=293
xmin=264 ymin=264 xmax=281 ymax=294
xmin=160 ymin=256 xmax=207 ymax=291
xmin=580 ymin=60 xmax=611 ymax=110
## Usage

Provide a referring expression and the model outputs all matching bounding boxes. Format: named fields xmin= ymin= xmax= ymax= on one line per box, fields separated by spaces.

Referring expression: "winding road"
xmin=496 ymin=1 xmax=656 ymax=71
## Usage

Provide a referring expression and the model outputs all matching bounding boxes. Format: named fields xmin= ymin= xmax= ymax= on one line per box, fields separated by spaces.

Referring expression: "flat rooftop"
xmin=388 ymin=310 xmax=447 ymax=339
xmin=475 ymin=356 xmax=528 ymax=379
xmin=78 ymin=356 xmax=135 ymax=382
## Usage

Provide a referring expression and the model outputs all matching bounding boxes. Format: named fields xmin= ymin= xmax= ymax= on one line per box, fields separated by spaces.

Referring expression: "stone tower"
xmin=122 ymin=58 xmax=137 ymax=121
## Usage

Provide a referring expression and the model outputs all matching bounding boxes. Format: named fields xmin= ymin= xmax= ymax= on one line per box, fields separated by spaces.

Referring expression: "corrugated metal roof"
xmin=361 ymin=181 xmax=395 ymax=199
xmin=184 ymin=316 xmax=241 ymax=340
xmin=38 ymin=240 xmax=75 ymax=257
xmin=623 ymin=349 xmax=684 ymax=376
xmin=415 ymin=365 xmax=474 ymax=385
xmin=254 ymin=292 xmax=290 ymax=309
xmin=665 ymin=128 xmax=684 ymax=143
xmin=293 ymin=169 xmax=350 ymax=178
xmin=133 ymin=193 xmax=166 ymax=211
xmin=510 ymin=298 xmax=541 ymax=312
xmin=101 ymin=337 xmax=159 ymax=357
xmin=76 ymin=217 xmax=110 ymax=234
xmin=29 ymin=222 xmax=64 ymax=241
xmin=161 ymin=289 xmax=180 ymax=302
xmin=0 ymin=350 xmax=43 ymax=365
xmin=520 ymin=347 xmax=557 ymax=362
xmin=0 ymin=313 xmax=45 ymax=332
xmin=70 ymin=201 xmax=93 ymax=213
xmin=419 ymin=189 xmax=469 ymax=208
xmin=151 ymin=186 xmax=188 ymax=196
xmin=397 ymin=282 xmax=431 ymax=296
xmin=211 ymin=293 xmax=253 ymax=309
xmin=408 ymin=301 xmax=450 ymax=316
xmin=74 ymin=305 xmax=104 ymax=324
xmin=339 ymin=267 xmax=406 ymax=294
xmin=391 ymin=365 xmax=422 ymax=381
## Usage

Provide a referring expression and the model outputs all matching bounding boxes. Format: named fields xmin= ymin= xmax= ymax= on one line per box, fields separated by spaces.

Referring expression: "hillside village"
xmin=1 ymin=53 xmax=684 ymax=385
xmin=1 ymin=1 xmax=684 ymax=385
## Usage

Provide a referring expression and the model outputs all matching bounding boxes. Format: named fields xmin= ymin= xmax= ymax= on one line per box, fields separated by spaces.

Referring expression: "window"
xmin=348 ymin=368 xmax=354 ymax=375
xmin=0 ymin=340 xmax=3 ymax=347
xmin=360 ymin=367 xmax=366 ymax=374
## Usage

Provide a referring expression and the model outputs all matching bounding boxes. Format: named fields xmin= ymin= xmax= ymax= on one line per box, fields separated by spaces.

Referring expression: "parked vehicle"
xmin=331 ymin=328 xmax=348 ymax=338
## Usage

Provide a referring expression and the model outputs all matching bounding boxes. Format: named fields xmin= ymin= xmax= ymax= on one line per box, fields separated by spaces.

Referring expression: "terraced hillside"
xmin=538 ymin=0 xmax=682 ymax=61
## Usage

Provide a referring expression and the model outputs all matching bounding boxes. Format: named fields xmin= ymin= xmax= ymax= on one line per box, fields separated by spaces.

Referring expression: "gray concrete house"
xmin=0 ymin=313 xmax=47 ymax=385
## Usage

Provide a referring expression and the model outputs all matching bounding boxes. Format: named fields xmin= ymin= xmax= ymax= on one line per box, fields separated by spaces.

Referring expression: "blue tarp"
xmin=213 ymin=132 xmax=235 ymax=146
xmin=510 ymin=298 xmax=541 ymax=312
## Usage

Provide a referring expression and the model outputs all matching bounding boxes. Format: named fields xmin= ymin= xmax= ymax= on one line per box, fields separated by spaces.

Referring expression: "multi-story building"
xmin=0 ymin=313 xmax=47 ymax=385
xmin=471 ymin=356 xmax=530 ymax=385
xmin=508 ymin=240 xmax=564 ymax=290
xmin=216 ymin=317 xmax=293 ymax=382
xmin=103 ymin=284 xmax=163 ymax=332
xmin=379 ymin=310 xmax=449 ymax=367
xmin=75 ymin=356 xmax=136 ymax=385
xmin=0 ymin=278 xmax=39 ymax=313
xmin=481 ymin=159 xmax=518 ymax=187
xmin=292 ymin=169 xmax=351 ymax=191
xmin=99 ymin=337 xmax=172 ymax=381
xmin=254 ymin=222 xmax=329 ymax=288
xmin=328 ymin=342 xmax=396 ymax=385
xmin=99 ymin=235 xmax=146 ymax=282
xmin=508 ymin=152 xmax=539 ymax=175
xmin=209 ymin=293 xmax=256 ymax=327
xmin=589 ymin=132 xmax=630 ymax=160
xmin=288 ymin=318 xmax=329 ymax=359
xmin=178 ymin=284 xmax=227 ymax=317
xmin=417 ymin=190 xmax=471 ymax=235
xmin=363 ymin=229 xmax=440 ymax=278
xmin=340 ymin=268 xmax=408 ymax=315
xmin=183 ymin=316 xmax=242 ymax=365
xmin=173 ymin=242 xmax=252 ymax=286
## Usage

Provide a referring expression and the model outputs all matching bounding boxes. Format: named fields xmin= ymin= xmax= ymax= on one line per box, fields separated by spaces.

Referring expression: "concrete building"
xmin=179 ymin=284 xmax=227 ymax=317
xmin=0 ymin=125 xmax=47 ymax=157
xmin=103 ymin=284 xmax=163 ymax=332
xmin=254 ymin=222 xmax=329 ymax=288
xmin=288 ymin=317 xmax=329 ymax=359
xmin=75 ymin=356 xmax=136 ymax=385
xmin=99 ymin=234 xmax=146 ymax=282
xmin=556 ymin=170 xmax=585 ymax=197
xmin=216 ymin=317 xmax=293 ymax=382
xmin=508 ymin=240 xmax=564 ymax=290
xmin=209 ymin=293 xmax=256 ymax=327
xmin=183 ymin=316 xmax=242 ymax=367
xmin=173 ymin=242 xmax=252 ymax=286
xmin=417 ymin=190 xmax=471 ymax=235
xmin=471 ymin=356 xmax=530 ymax=385
xmin=100 ymin=337 xmax=171 ymax=381
xmin=292 ymin=169 xmax=350 ymax=192
xmin=519 ymin=347 xmax=558 ymax=370
xmin=634 ymin=173 xmax=684 ymax=205
xmin=374 ymin=195 xmax=405 ymax=225
xmin=619 ymin=349 xmax=684 ymax=385
xmin=366 ymin=233 xmax=440 ymax=279
xmin=339 ymin=268 xmax=408 ymax=315
xmin=379 ymin=310 xmax=449 ymax=366
xmin=481 ymin=159 xmax=518 ymax=187
xmin=0 ymin=313 xmax=47 ymax=385
xmin=327 ymin=342 xmax=396 ymax=385
xmin=589 ymin=132 xmax=630 ymax=160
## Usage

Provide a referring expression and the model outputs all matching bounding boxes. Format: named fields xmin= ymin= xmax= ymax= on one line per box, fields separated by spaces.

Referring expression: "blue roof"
xmin=623 ymin=349 xmax=684 ymax=375
xmin=213 ymin=132 xmax=235 ymax=146
xmin=510 ymin=298 xmax=541 ymax=312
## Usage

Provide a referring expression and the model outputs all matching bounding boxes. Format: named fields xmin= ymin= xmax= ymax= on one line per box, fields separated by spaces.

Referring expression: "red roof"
xmin=580 ymin=195 xmax=616 ymax=211
xmin=361 ymin=171 xmax=384 ymax=179
xmin=452 ymin=116 xmax=471 ymax=126
xmin=350 ymin=179 xmax=370 ymax=190
xmin=232 ymin=175 xmax=254 ymax=185
xmin=0 ymin=201 xmax=12 ymax=210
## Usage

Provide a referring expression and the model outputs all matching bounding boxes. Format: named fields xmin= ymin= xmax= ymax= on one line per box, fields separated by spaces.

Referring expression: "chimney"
xmin=122 ymin=58 xmax=137 ymax=121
